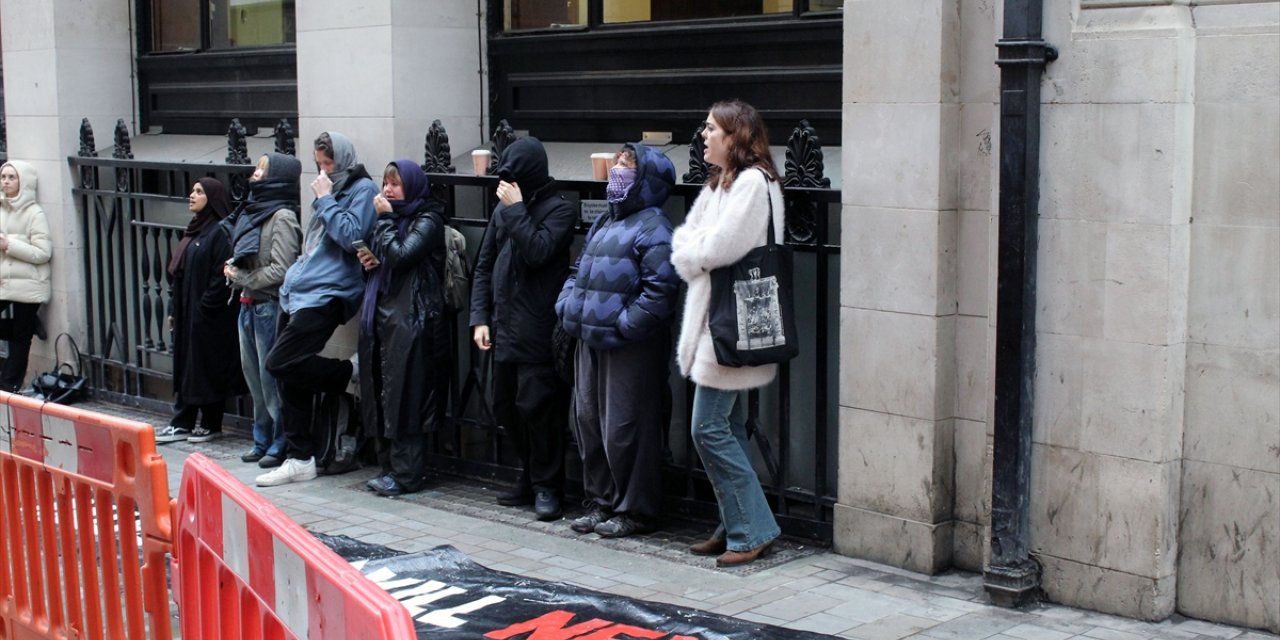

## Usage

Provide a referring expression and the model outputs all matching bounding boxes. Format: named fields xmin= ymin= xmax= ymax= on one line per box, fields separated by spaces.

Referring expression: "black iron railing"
xmin=67 ymin=116 xmax=841 ymax=542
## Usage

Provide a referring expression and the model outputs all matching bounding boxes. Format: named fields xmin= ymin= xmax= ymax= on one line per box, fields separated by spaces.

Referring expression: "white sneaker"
xmin=255 ymin=457 xmax=317 ymax=487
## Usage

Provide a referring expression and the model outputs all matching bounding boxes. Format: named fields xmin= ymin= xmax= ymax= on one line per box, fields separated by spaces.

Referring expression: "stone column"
xmin=0 ymin=0 xmax=134 ymax=366
xmin=836 ymin=0 xmax=962 ymax=574
xmin=294 ymin=0 xmax=486 ymax=352
xmin=1028 ymin=1 xmax=1194 ymax=620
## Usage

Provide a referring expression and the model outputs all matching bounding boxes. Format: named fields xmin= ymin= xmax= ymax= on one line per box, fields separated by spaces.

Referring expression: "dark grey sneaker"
xmin=155 ymin=425 xmax=192 ymax=443
xmin=188 ymin=426 xmax=222 ymax=443
xmin=258 ymin=454 xmax=283 ymax=469
xmin=570 ymin=503 xmax=612 ymax=534
xmin=594 ymin=514 xmax=655 ymax=539
xmin=534 ymin=490 xmax=562 ymax=521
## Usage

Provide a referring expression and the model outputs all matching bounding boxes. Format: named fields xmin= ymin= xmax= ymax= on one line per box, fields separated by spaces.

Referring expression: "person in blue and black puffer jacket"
xmin=556 ymin=143 xmax=680 ymax=539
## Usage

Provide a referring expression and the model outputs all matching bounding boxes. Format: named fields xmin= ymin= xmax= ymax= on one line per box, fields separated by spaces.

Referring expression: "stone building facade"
xmin=1 ymin=0 xmax=1276 ymax=632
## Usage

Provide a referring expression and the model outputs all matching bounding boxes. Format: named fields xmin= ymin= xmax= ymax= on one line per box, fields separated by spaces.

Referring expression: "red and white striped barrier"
xmin=173 ymin=453 xmax=416 ymax=639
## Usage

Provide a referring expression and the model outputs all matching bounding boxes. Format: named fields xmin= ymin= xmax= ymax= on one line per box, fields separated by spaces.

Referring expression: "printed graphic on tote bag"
xmin=734 ymin=267 xmax=786 ymax=350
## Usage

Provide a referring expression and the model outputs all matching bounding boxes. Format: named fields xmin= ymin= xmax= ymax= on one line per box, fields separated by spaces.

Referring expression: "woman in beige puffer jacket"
xmin=0 ymin=160 xmax=52 ymax=392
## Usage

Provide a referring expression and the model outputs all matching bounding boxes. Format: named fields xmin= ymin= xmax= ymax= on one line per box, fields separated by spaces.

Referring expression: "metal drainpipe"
xmin=985 ymin=0 xmax=1056 ymax=608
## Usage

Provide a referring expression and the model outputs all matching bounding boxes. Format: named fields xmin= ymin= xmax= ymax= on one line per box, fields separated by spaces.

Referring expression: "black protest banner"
xmin=320 ymin=535 xmax=836 ymax=640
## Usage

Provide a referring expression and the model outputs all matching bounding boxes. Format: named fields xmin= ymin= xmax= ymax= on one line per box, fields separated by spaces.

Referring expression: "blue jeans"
xmin=690 ymin=385 xmax=780 ymax=552
xmin=239 ymin=301 xmax=284 ymax=457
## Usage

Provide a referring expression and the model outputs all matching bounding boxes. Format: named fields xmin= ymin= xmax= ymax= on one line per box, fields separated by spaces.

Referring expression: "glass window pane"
xmin=210 ymin=0 xmax=296 ymax=48
xmin=604 ymin=0 xmax=792 ymax=24
xmin=807 ymin=0 xmax=843 ymax=11
xmin=151 ymin=0 xmax=200 ymax=52
xmin=505 ymin=0 xmax=587 ymax=31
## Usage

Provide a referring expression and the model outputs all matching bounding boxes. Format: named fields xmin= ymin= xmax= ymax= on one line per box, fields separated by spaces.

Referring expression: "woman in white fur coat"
xmin=670 ymin=99 xmax=785 ymax=567
xmin=0 ymin=161 xmax=52 ymax=393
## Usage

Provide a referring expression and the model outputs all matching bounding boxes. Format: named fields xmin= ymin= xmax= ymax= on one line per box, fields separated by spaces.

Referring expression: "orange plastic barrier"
xmin=173 ymin=453 xmax=416 ymax=639
xmin=0 ymin=391 xmax=174 ymax=640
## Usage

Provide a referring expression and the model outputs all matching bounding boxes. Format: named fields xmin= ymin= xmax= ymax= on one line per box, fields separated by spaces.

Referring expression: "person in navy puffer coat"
xmin=556 ymin=143 xmax=679 ymax=539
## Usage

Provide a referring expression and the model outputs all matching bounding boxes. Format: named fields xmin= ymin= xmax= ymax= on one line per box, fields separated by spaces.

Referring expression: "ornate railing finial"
xmin=226 ymin=118 xmax=250 ymax=164
xmin=423 ymin=120 xmax=455 ymax=174
xmin=489 ymin=119 xmax=516 ymax=174
xmin=79 ymin=118 xmax=98 ymax=157
xmin=113 ymin=119 xmax=133 ymax=160
xmin=273 ymin=119 xmax=296 ymax=156
xmin=683 ymin=122 xmax=709 ymax=184
xmin=782 ymin=120 xmax=830 ymax=243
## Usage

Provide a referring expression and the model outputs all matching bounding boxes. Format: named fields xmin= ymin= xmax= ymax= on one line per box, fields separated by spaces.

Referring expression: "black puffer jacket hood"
xmin=494 ymin=137 xmax=554 ymax=198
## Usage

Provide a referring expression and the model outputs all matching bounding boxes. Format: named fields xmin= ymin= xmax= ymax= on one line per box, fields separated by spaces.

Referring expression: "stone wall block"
xmin=297 ymin=27 xmax=394 ymax=118
xmin=958 ymin=0 xmax=999 ymax=104
xmin=840 ymin=308 xmax=956 ymax=421
xmin=841 ymin=206 xmax=957 ymax=316
xmin=957 ymin=209 xmax=989 ymax=317
xmin=297 ymin=0 xmax=391 ymax=30
xmin=952 ymin=520 xmax=984 ymax=572
xmin=1192 ymin=102 xmax=1280 ymax=228
xmin=392 ymin=0 xmax=481 ymax=28
xmin=392 ymin=27 xmax=481 ymax=118
xmin=953 ymin=418 xmax=987 ymax=524
xmin=1045 ymin=11 xmax=1194 ymax=105
xmin=1032 ymin=332 xmax=1086 ymax=451
xmin=1040 ymin=103 xmax=1180 ymax=226
xmin=1102 ymin=224 xmax=1174 ymax=346
xmin=1081 ymin=341 xmax=1176 ymax=462
xmin=838 ymin=407 xmax=955 ymax=523
xmin=955 ymin=315 xmax=988 ymax=422
xmin=1037 ymin=218 xmax=1106 ymax=338
xmin=1195 ymin=32 xmax=1280 ymax=103
xmin=1184 ymin=343 xmax=1280 ymax=474
xmin=0 ymin=2 xmax=54 ymax=52
xmin=1188 ymin=225 xmax=1280 ymax=351
xmin=957 ymin=103 xmax=996 ymax=213
xmin=1037 ymin=554 xmax=1176 ymax=621
xmin=2 ymin=50 xmax=60 ymax=116
xmin=842 ymin=103 xmax=959 ymax=211
xmin=843 ymin=0 xmax=959 ymax=104
xmin=1177 ymin=460 xmax=1280 ymax=633
xmin=1030 ymin=445 xmax=1179 ymax=578
xmin=833 ymin=504 xmax=954 ymax=575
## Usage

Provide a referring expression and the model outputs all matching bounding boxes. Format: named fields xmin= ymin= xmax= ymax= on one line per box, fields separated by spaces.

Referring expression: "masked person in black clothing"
xmin=470 ymin=137 xmax=577 ymax=521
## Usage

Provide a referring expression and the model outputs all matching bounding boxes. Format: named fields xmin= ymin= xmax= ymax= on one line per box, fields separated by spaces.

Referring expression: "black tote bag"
xmin=707 ymin=172 xmax=799 ymax=367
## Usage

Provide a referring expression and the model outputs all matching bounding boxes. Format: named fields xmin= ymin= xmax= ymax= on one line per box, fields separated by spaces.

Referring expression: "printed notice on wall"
xmin=580 ymin=200 xmax=609 ymax=225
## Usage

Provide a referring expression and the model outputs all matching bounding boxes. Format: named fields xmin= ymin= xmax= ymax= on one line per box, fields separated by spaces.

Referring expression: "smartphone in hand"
xmin=352 ymin=239 xmax=381 ymax=267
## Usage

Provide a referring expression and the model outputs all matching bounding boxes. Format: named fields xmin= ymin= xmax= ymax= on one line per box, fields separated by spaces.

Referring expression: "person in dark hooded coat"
xmin=556 ymin=143 xmax=680 ymax=538
xmin=358 ymin=160 xmax=448 ymax=497
xmin=470 ymin=137 xmax=577 ymax=520
xmin=157 ymin=177 xmax=244 ymax=443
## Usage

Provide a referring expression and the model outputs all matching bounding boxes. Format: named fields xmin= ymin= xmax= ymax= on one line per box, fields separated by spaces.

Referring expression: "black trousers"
xmin=0 ymin=301 xmax=40 ymax=391
xmin=170 ymin=400 xmax=225 ymax=432
xmin=492 ymin=360 xmax=568 ymax=494
xmin=265 ymin=299 xmax=351 ymax=461
xmin=573 ymin=333 xmax=669 ymax=520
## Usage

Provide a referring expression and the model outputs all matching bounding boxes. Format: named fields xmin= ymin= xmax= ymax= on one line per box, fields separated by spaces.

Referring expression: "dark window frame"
xmin=135 ymin=0 xmax=298 ymax=136
xmin=487 ymin=0 xmax=844 ymax=144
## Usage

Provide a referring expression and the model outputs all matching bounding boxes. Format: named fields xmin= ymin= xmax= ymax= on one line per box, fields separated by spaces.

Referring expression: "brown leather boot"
xmin=715 ymin=540 xmax=775 ymax=567
xmin=688 ymin=535 xmax=727 ymax=556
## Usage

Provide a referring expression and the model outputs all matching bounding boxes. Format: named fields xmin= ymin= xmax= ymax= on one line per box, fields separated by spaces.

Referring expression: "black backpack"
xmin=313 ymin=391 xmax=366 ymax=475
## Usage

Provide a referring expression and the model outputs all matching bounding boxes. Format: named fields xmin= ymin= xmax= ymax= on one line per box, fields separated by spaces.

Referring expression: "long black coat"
xmin=358 ymin=206 xmax=448 ymax=440
xmin=469 ymin=140 xmax=578 ymax=363
xmin=172 ymin=222 xmax=243 ymax=404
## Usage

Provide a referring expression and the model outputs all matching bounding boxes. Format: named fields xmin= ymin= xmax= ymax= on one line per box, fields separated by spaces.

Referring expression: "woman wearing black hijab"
xmin=156 ymin=177 xmax=244 ymax=443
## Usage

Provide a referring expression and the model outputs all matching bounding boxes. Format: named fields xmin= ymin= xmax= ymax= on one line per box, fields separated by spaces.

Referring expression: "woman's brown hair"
xmin=706 ymin=99 xmax=779 ymax=191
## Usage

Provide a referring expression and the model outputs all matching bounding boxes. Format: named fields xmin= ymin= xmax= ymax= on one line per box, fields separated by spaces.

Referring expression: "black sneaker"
xmin=155 ymin=425 xmax=192 ymax=443
xmin=594 ymin=514 xmax=655 ymax=539
xmin=188 ymin=427 xmax=222 ymax=443
xmin=258 ymin=455 xmax=283 ymax=469
xmin=241 ymin=448 xmax=266 ymax=463
xmin=365 ymin=474 xmax=405 ymax=497
xmin=570 ymin=503 xmax=611 ymax=534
